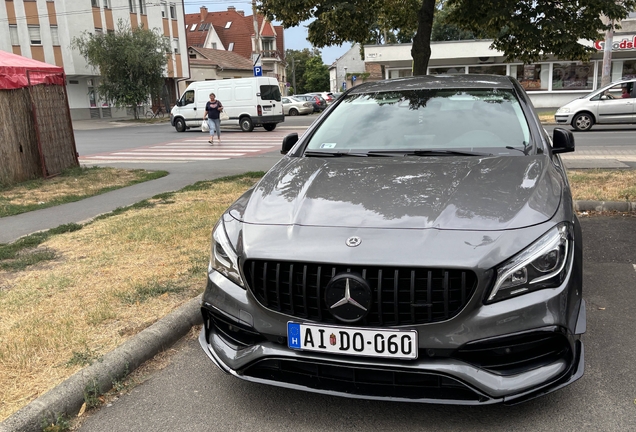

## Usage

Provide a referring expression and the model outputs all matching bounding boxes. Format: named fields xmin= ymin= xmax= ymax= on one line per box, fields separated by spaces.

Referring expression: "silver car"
xmin=555 ymin=78 xmax=636 ymax=131
xmin=200 ymin=75 xmax=585 ymax=404
xmin=282 ymin=96 xmax=313 ymax=116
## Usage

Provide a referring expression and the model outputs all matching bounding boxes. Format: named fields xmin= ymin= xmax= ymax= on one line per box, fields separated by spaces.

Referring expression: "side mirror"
xmin=552 ymin=128 xmax=575 ymax=154
xmin=176 ymin=100 xmax=182 ymax=107
xmin=281 ymin=133 xmax=299 ymax=155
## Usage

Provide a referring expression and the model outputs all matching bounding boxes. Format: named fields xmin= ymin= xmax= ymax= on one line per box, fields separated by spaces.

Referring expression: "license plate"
xmin=287 ymin=322 xmax=418 ymax=360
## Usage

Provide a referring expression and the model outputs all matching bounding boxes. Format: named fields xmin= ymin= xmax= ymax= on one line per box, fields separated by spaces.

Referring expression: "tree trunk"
xmin=411 ymin=0 xmax=436 ymax=76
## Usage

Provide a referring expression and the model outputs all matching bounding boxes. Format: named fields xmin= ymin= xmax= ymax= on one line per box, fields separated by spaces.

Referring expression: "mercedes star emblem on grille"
xmin=345 ymin=236 xmax=361 ymax=247
xmin=324 ymin=273 xmax=372 ymax=322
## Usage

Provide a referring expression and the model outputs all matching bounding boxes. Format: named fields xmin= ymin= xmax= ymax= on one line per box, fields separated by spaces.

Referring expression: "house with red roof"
xmin=184 ymin=6 xmax=286 ymax=92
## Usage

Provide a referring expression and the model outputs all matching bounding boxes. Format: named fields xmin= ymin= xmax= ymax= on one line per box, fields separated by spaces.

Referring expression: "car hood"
xmin=230 ymin=156 xmax=562 ymax=231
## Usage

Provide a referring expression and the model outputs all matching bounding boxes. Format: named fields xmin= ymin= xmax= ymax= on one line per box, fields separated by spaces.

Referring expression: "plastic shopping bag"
xmin=201 ymin=119 xmax=210 ymax=132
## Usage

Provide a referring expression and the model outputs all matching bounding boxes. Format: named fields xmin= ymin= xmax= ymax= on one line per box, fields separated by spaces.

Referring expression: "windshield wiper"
xmin=506 ymin=141 xmax=532 ymax=156
xmin=366 ymin=149 xmax=493 ymax=157
xmin=304 ymin=150 xmax=391 ymax=157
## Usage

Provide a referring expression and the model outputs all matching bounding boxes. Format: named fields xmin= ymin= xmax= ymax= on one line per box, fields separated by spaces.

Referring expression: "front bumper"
xmin=554 ymin=113 xmax=574 ymax=124
xmin=198 ymin=267 xmax=585 ymax=405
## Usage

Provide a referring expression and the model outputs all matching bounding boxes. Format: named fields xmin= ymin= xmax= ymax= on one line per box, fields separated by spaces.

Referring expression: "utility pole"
xmin=292 ymin=56 xmax=297 ymax=94
xmin=252 ymin=0 xmax=261 ymax=56
xmin=601 ymin=17 xmax=614 ymax=88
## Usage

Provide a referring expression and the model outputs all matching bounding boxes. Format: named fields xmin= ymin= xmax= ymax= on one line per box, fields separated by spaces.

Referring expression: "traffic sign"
xmin=254 ymin=66 xmax=263 ymax=77
xmin=352 ymin=75 xmax=357 ymax=82
xmin=342 ymin=82 xmax=346 ymax=90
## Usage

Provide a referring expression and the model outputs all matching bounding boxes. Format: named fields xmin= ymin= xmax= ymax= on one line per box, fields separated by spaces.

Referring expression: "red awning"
xmin=0 ymin=50 xmax=65 ymax=90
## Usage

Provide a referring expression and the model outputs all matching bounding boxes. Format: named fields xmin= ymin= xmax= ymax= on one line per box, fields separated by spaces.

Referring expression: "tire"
xmin=157 ymin=110 xmax=165 ymax=119
xmin=240 ymin=116 xmax=254 ymax=132
xmin=289 ymin=108 xmax=299 ymax=116
xmin=263 ymin=123 xmax=276 ymax=131
xmin=145 ymin=111 xmax=153 ymax=119
xmin=174 ymin=118 xmax=186 ymax=132
xmin=572 ymin=112 xmax=594 ymax=132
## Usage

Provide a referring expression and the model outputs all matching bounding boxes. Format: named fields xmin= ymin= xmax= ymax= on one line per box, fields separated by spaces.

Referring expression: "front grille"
xmin=244 ymin=261 xmax=478 ymax=326
xmin=243 ymin=359 xmax=489 ymax=402
xmin=452 ymin=328 xmax=572 ymax=375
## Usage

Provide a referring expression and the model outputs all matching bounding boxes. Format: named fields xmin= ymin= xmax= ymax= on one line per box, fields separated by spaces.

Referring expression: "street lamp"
xmin=343 ymin=66 xmax=348 ymax=91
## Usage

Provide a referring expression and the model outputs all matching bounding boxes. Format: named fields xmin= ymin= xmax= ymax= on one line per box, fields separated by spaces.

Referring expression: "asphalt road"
xmin=76 ymin=215 xmax=636 ymax=432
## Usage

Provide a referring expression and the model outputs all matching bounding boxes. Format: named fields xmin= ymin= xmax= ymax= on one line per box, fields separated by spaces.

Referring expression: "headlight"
xmin=556 ymin=107 xmax=571 ymax=114
xmin=210 ymin=217 xmax=244 ymax=287
xmin=487 ymin=223 xmax=572 ymax=303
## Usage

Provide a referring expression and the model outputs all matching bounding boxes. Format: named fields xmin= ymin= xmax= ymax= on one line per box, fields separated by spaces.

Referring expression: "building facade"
xmin=0 ymin=0 xmax=189 ymax=119
xmin=364 ymin=13 xmax=636 ymax=108
xmin=184 ymin=6 xmax=285 ymax=93
xmin=329 ymin=43 xmax=384 ymax=93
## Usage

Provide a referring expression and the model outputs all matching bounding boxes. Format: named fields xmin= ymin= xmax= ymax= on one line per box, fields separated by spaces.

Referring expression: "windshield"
xmin=305 ymin=89 xmax=532 ymax=155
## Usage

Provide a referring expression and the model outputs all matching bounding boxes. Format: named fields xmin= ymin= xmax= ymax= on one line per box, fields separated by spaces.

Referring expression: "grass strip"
xmin=0 ymin=166 xmax=168 ymax=218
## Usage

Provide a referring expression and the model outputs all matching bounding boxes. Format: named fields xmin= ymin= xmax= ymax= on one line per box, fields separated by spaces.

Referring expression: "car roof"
xmin=349 ymin=74 xmax=516 ymax=94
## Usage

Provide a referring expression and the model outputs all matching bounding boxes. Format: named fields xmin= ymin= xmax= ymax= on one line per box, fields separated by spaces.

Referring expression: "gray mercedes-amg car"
xmin=199 ymin=75 xmax=585 ymax=405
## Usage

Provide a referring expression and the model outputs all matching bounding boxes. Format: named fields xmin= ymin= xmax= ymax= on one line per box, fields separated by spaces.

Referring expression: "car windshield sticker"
xmin=320 ymin=143 xmax=337 ymax=149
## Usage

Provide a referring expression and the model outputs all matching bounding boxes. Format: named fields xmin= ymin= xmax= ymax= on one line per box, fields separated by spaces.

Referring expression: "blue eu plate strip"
xmin=287 ymin=322 xmax=301 ymax=349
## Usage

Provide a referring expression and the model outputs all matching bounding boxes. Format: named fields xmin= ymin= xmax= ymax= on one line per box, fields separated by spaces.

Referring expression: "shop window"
xmin=429 ymin=66 xmax=466 ymax=74
xmin=511 ymin=64 xmax=548 ymax=91
xmin=388 ymin=69 xmax=413 ymax=79
xmin=596 ymin=60 xmax=636 ymax=84
xmin=552 ymin=62 xmax=593 ymax=91
xmin=468 ymin=65 xmax=506 ymax=75
xmin=621 ymin=60 xmax=636 ymax=79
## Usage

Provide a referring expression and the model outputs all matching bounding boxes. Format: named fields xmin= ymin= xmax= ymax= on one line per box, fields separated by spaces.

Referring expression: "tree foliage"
xmin=447 ymin=0 xmax=636 ymax=65
xmin=260 ymin=0 xmax=636 ymax=76
xmin=285 ymin=48 xmax=329 ymax=93
xmin=304 ymin=55 xmax=330 ymax=91
xmin=431 ymin=0 xmax=483 ymax=41
xmin=72 ymin=20 xmax=169 ymax=118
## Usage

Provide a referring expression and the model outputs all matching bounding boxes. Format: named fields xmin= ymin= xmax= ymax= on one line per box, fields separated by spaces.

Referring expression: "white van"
xmin=170 ymin=77 xmax=284 ymax=132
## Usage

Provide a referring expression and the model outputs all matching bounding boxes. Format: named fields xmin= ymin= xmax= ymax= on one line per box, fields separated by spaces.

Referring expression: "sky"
xmin=183 ymin=1 xmax=352 ymax=65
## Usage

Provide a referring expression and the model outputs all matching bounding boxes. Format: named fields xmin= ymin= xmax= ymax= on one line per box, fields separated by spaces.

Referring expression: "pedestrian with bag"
xmin=203 ymin=93 xmax=224 ymax=144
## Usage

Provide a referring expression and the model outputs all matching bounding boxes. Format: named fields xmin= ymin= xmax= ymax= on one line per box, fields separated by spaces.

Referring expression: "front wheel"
xmin=572 ymin=112 xmax=594 ymax=131
xmin=157 ymin=110 xmax=165 ymax=119
xmin=174 ymin=118 xmax=186 ymax=132
xmin=263 ymin=123 xmax=276 ymax=131
xmin=288 ymin=108 xmax=298 ymax=116
xmin=240 ymin=116 xmax=254 ymax=132
xmin=145 ymin=111 xmax=154 ymax=119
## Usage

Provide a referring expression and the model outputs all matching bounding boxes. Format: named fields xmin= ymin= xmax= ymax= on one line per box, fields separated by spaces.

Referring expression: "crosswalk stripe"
xmin=111 ymin=152 xmax=247 ymax=156
xmin=84 ymin=156 xmax=230 ymax=161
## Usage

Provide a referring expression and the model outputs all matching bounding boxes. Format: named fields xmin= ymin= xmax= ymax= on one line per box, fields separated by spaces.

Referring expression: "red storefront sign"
xmin=594 ymin=35 xmax=636 ymax=51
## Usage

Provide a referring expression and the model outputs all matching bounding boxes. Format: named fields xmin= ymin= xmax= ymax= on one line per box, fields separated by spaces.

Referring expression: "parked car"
xmin=282 ymin=96 xmax=313 ymax=116
xmin=309 ymin=91 xmax=335 ymax=104
xmin=294 ymin=94 xmax=327 ymax=112
xmin=200 ymin=75 xmax=584 ymax=405
xmin=555 ymin=78 xmax=635 ymax=131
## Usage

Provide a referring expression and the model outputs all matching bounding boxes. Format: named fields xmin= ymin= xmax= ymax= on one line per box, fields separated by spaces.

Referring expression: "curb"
xmin=0 ymin=296 xmax=203 ymax=432
xmin=575 ymin=200 xmax=636 ymax=213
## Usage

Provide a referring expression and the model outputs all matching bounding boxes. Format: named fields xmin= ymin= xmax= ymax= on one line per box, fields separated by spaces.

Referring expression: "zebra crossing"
xmin=79 ymin=129 xmax=304 ymax=164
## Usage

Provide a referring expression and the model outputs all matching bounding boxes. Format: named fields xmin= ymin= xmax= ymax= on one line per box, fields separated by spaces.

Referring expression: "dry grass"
xmin=0 ymin=174 xmax=260 ymax=421
xmin=568 ymin=169 xmax=636 ymax=201
xmin=0 ymin=167 xmax=167 ymax=218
